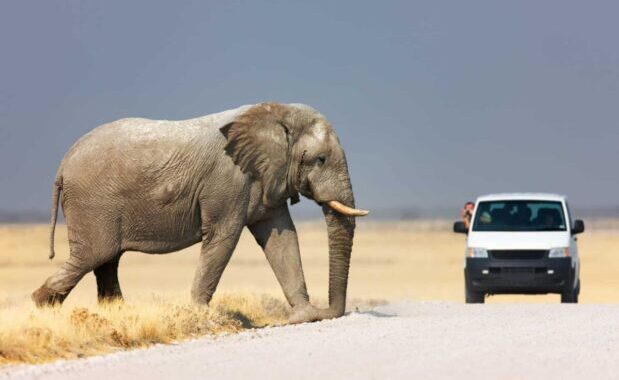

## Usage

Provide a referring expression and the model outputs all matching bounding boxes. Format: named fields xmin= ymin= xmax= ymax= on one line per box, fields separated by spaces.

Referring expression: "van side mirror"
xmin=572 ymin=220 xmax=585 ymax=235
xmin=453 ymin=221 xmax=468 ymax=234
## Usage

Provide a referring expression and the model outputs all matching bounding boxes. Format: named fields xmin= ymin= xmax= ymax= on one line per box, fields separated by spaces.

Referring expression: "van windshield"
xmin=472 ymin=200 xmax=567 ymax=232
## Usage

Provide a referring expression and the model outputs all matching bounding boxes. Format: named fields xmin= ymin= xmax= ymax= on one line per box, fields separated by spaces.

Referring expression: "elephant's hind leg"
xmin=32 ymin=255 xmax=92 ymax=307
xmin=32 ymin=224 xmax=120 ymax=307
xmin=94 ymin=255 xmax=123 ymax=302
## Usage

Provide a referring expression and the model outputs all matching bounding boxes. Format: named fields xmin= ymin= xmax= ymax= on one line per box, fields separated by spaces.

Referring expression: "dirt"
xmin=3 ymin=302 xmax=619 ymax=379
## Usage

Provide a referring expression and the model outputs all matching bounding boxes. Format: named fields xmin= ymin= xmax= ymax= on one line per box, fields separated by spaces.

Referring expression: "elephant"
xmin=32 ymin=102 xmax=369 ymax=323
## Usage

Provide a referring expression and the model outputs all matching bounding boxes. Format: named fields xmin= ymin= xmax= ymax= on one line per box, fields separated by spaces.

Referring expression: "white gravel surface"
xmin=3 ymin=302 xmax=619 ymax=380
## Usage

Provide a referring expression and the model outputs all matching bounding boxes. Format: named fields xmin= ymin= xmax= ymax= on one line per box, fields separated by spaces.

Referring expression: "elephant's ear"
xmin=220 ymin=103 xmax=292 ymax=207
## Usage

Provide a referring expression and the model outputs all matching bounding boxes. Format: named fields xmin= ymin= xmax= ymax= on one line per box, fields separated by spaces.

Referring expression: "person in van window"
xmin=461 ymin=201 xmax=475 ymax=229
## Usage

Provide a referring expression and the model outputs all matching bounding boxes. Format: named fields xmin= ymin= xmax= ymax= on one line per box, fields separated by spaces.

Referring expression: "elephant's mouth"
xmin=297 ymin=177 xmax=314 ymax=200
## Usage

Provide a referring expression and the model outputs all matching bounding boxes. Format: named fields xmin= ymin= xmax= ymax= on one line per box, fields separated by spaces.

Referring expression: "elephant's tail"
xmin=49 ymin=175 xmax=63 ymax=260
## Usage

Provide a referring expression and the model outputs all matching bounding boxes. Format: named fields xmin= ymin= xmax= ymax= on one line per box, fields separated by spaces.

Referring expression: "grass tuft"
xmin=0 ymin=293 xmax=289 ymax=365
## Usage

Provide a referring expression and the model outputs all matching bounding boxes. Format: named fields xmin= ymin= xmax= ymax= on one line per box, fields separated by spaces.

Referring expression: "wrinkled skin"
xmin=32 ymin=102 xmax=367 ymax=323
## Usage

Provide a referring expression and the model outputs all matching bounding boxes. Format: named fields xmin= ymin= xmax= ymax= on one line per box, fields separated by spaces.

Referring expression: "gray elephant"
xmin=32 ymin=102 xmax=368 ymax=323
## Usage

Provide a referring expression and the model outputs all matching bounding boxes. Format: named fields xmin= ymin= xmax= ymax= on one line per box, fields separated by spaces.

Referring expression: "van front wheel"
xmin=465 ymin=287 xmax=485 ymax=303
xmin=561 ymin=279 xmax=580 ymax=303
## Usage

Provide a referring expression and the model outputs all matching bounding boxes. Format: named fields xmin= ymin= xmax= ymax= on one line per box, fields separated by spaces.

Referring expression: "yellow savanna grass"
xmin=0 ymin=293 xmax=289 ymax=365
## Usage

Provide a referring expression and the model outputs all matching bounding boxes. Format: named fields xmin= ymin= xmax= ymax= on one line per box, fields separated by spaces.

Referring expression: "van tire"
xmin=561 ymin=279 xmax=580 ymax=303
xmin=465 ymin=287 xmax=485 ymax=303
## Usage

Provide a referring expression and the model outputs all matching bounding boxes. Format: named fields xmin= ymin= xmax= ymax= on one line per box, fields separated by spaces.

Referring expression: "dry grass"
xmin=0 ymin=293 xmax=288 ymax=365
xmin=1 ymin=220 xmax=619 ymax=365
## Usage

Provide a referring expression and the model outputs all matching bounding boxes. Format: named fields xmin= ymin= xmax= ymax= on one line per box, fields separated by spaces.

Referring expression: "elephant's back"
xmin=57 ymin=120 xmax=214 ymax=202
xmin=62 ymin=120 xmax=172 ymax=179
xmin=57 ymin=106 xmax=254 ymax=200
xmin=64 ymin=118 xmax=207 ymax=163
xmin=60 ymin=105 xmax=252 ymax=173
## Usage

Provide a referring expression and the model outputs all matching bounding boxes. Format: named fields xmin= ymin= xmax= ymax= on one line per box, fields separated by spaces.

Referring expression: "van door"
xmin=566 ymin=202 xmax=579 ymax=287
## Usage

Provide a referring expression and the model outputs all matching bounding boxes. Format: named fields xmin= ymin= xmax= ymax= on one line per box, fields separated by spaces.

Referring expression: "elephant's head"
xmin=220 ymin=102 xmax=368 ymax=319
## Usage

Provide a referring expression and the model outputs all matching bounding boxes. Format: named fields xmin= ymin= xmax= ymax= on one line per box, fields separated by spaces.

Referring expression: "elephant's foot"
xmin=288 ymin=303 xmax=321 ymax=324
xmin=317 ymin=306 xmax=346 ymax=321
xmin=97 ymin=292 xmax=123 ymax=304
xmin=31 ymin=285 xmax=67 ymax=307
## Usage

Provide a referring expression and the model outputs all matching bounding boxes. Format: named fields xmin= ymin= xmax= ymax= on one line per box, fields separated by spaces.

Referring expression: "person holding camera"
xmin=461 ymin=201 xmax=475 ymax=229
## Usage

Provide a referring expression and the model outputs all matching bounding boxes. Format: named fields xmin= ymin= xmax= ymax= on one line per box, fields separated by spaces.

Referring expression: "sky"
xmin=1 ymin=1 xmax=618 ymax=219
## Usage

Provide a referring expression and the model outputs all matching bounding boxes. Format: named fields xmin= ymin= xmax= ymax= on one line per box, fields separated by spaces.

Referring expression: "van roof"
xmin=476 ymin=193 xmax=566 ymax=202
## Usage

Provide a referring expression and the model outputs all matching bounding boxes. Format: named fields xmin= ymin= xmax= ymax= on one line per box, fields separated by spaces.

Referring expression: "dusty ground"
xmin=4 ymin=302 xmax=619 ymax=380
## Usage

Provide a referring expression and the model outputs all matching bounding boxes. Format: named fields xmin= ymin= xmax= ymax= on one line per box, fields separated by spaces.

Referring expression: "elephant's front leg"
xmin=249 ymin=206 xmax=319 ymax=323
xmin=191 ymin=227 xmax=243 ymax=305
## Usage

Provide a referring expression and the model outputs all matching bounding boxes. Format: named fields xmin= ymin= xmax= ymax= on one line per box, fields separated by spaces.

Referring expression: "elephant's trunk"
xmin=320 ymin=184 xmax=356 ymax=319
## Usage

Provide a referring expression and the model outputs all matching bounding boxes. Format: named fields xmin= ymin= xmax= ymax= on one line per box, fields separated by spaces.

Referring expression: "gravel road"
xmin=3 ymin=302 xmax=619 ymax=380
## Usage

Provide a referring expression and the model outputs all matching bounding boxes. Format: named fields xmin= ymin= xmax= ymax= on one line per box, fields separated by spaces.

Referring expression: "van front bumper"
xmin=465 ymin=257 xmax=573 ymax=295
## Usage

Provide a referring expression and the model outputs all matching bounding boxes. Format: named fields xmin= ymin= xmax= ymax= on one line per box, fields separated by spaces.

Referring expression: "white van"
xmin=453 ymin=193 xmax=584 ymax=304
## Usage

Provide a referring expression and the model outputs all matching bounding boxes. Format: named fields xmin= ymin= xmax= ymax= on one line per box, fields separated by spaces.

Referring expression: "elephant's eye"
xmin=317 ymin=155 xmax=326 ymax=166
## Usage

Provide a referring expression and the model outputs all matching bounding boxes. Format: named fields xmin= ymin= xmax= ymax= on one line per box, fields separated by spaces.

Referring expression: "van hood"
xmin=468 ymin=231 xmax=570 ymax=250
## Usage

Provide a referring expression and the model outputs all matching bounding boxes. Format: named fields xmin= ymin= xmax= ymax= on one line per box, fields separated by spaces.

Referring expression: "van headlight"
xmin=467 ymin=248 xmax=488 ymax=258
xmin=548 ymin=247 xmax=570 ymax=258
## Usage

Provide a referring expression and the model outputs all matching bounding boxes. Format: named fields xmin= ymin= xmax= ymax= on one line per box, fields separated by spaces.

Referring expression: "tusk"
xmin=327 ymin=201 xmax=370 ymax=217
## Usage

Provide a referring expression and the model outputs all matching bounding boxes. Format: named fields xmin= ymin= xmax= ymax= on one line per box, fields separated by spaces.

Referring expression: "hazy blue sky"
xmin=1 ymin=1 xmax=618 ymax=218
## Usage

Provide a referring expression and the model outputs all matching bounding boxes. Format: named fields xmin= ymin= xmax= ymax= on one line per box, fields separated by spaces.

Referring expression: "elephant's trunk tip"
xmin=326 ymin=201 xmax=369 ymax=217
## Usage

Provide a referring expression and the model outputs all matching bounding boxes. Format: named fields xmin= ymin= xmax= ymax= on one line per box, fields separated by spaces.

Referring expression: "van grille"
xmin=489 ymin=250 xmax=547 ymax=260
